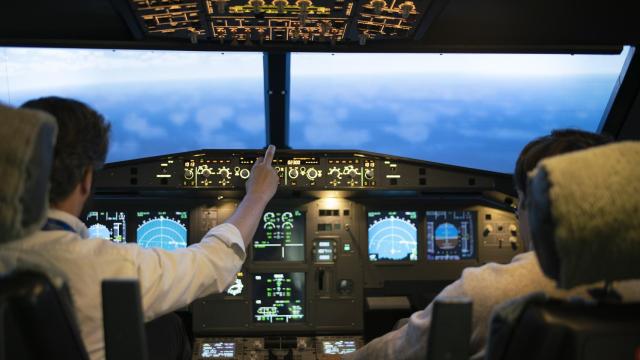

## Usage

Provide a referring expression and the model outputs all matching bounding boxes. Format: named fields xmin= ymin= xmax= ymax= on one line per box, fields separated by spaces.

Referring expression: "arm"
xmin=134 ymin=145 xmax=279 ymax=318
xmin=226 ymin=144 xmax=279 ymax=247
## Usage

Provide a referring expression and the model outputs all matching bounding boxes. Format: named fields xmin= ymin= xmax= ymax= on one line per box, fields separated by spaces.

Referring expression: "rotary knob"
xmin=184 ymin=169 xmax=194 ymax=180
xmin=218 ymin=167 xmax=231 ymax=178
xmin=307 ymin=167 xmax=318 ymax=180
xmin=239 ymin=168 xmax=251 ymax=179
xmin=483 ymin=224 xmax=493 ymax=237
xmin=288 ymin=168 xmax=299 ymax=179
xmin=347 ymin=168 xmax=358 ymax=178
xmin=364 ymin=168 xmax=375 ymax=180
xmin=202 ymin=168 xmax=212 ymax=178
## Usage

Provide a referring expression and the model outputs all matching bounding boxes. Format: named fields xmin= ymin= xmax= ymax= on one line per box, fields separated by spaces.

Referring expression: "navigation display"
xmin=85 ymin=211 xmax=127 ymax=243
xmin=200 ymin=341 xmax=235 ymax=358
xmin=253 ymin=210 xmax=305 ymax=261
xmin=136 ymin=211 xmax=189 ymax=250
xmin=426 ymin=211 xmax=476 ymax=261
xmin=321 ymin=339 xmax=358 ymax=355
xmin=368 ymin=211 xmax=418 ymax=262
xmin=252 ymin=272 xmax=305 ymax=323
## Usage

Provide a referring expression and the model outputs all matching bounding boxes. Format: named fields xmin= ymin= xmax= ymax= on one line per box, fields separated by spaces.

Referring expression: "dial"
xmin=307 ymin=167 xmax=318 ymax=180
xmin=218 ymin=166 xmax=231 ymax=178
xmin=184 ymin=169 xmax=194 ymax=180
xmin=328 ymin=167 xmax=342 ymax=179
xmin=202 ymin=168 xmax=212 ymax=178
xmin=289 ymin=167 xmax=299 ymax=179
xmin=239 ymin=168 xmax=251 ymax=179
xmin=364 ymin=168 xmax=375 ymax=180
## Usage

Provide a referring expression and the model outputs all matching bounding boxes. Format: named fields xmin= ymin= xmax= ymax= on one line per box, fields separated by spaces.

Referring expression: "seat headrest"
xmin=527 ymin=141 xmax=640 ymax=289
xmin=0 ymin=104 xmax=57 ymax=244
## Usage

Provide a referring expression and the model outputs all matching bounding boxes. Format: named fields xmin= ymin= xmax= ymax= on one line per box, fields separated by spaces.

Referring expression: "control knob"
xmin=483 ymin=224 xmax=493 ymax=237
xmin=184 ymin=169 xmax=194 ymax=180
xmin=328 ymin=167 xmax=342 ymax=179
xmin=306 ymin=167 xmax=318 ymax=180
xmin=202 ymin=168 xmax=212 ymax=178
xmin=364 ymin=168 xmax=375 ymax=180
xmin=347 ymin=168 xmax=358 ymax=178
xmin=218 ymin=167 xmax=231 ymax=178
xmin=288 ymin=167 xmax=299 ymax=179
xmin=239 ymin=168 xmax=251 ymax=179
xmin=509 ymin=224 xmax=518 ymax=235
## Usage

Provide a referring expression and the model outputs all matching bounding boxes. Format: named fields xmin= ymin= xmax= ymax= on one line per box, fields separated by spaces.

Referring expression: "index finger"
xmin=263 ymin=144 xmax=276 ymax=164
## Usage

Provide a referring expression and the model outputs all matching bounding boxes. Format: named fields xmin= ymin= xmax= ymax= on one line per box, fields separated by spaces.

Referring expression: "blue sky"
xmin=0 ymin=47 xmax=629 ymax=172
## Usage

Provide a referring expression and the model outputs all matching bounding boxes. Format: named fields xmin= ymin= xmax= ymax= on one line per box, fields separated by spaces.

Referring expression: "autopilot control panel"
xmin=91 ymin=149 xmax=521 ymax=359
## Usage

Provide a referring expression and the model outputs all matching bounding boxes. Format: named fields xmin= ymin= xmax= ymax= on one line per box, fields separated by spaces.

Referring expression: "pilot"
xmin=0 ymin=97 xmax=280 ymax=360
xmin=344 ymin=129 xmax=639 ymax=360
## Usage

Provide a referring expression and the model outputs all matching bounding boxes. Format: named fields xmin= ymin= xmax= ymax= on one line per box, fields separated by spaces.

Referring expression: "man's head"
xmin=21 ymin=97 xmax=110 ymax=216
xmin=514 ymin=129 xmax=612 ymax=247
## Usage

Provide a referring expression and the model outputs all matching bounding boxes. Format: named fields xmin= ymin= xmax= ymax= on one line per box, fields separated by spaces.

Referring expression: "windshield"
xmin=290 ymin=50 xmax=629 ymax=172
xmin=0 ymin=48 xmax=265 ymax=163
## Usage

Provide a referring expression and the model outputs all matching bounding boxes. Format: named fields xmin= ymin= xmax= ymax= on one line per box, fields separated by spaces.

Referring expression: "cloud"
xmin=195 ymin=105 xmax=234 ymax=132
xmin=301 ymin=106 xmax=370 ymax=147
xmin=122 ymin=113 xmax=167 ymax=139
xmin=236 ymin=114 xmax=264 ymax=134
xmin=169 ymin=112 xmax=189 ymax=125
xmin=383 ymin=109 xmax=437 ymax=143
xmin=108 ymin=139 xmax=141 ymax=162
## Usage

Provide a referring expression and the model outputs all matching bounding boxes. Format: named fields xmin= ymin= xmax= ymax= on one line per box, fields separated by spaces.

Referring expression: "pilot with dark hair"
xmin=344 ymin=129 xmax=639 ymax=360
xmin=0 ymin=96 xmax=280 ymax=360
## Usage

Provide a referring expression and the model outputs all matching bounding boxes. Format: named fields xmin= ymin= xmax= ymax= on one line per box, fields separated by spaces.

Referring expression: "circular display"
xmin=137 ymin=217 xmax=187 ymax=250
xmin=88 ymin=223 xmax=111 ymax=239
xmin=368 ymin=216 xmax=417 ymax=261
xmin=435 ymin=222 xmax=459 ymax=250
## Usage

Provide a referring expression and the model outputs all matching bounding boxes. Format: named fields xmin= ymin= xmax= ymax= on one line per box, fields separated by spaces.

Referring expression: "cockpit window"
xmin=0 ymin=48 xmax=265 ymax=163
xmin=290 ymin=50 xmax=630 ymax=173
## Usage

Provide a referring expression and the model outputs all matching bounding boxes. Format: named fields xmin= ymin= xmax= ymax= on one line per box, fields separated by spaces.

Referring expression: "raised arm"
xmin=225 ymin=144 xmax=279 ymax=247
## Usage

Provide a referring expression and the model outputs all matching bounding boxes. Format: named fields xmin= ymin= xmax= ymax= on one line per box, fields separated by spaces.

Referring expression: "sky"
xmin=0 ymin=47 xmax=630 ymax=172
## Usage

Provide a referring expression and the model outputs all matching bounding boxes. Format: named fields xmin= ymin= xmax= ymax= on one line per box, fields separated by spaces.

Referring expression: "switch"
xmin=483 ymin=224 xmax=493 ymax=237
xmin=509 ymin=224 xmax=518 ymax=236
xmin=509 ymin=236 xmax=518 ymax=250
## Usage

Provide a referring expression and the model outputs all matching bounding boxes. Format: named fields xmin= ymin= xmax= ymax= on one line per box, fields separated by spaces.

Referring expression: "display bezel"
xmin=366 ymin=210 xmax=420 ymax=264
xmin=425 ymin=210 xmax=479 ymax=261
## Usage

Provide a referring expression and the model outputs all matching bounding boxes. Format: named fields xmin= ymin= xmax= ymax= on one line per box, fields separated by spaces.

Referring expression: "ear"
xmin=80 ymin=167 xmax=93 ymax=197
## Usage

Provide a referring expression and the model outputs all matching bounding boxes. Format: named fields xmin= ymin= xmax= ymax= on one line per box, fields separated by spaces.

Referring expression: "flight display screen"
xmin=367 ymin=211 xmax=418 ymax=262
xmin=136 ymin=211 xmax=189 ymax=250
xmin=85 ymin=211 xmax=127 ymax=243
xmin=200 ymin=341 xmax=235 ymax=358
xmin=253 ymin=210 xmax=305 ymax=261
xmin=321 ymin=339 xmax=358 ymax=355
xmin=225 ymin=272 xmax=245 ymax=297
xmin=426 ymin=210 xmax=476 ymax=261
xmin=252 ymin=272 xmax=305 ymax=323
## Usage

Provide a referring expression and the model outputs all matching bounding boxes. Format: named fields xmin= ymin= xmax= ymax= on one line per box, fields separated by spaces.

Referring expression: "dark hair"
xmin=21 ymin=97 xmax=111 ymax=204
xmin=514 ymin=129 xmax=612 ymax=197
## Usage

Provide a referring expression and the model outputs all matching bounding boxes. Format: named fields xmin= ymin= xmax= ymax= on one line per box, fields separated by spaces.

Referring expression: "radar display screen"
xmin=252 ymin=272 xmax=305 ymax=323
xmin=85 ymin=211 xmax=127 ymax=243
xmin=368 ymin=211 xmax=418 ymax=262
xmin=136 ymin=211 xmax=189 ymax=251
xmin=200 ymin=341 xmax=235 ymax=358
xmin=253 ymin=210 xmax=305 ymax=262
xmin=322 ymin=339 xmax=358 ymax=355
xmin=426 ymin=211 xmax=476 ymax=261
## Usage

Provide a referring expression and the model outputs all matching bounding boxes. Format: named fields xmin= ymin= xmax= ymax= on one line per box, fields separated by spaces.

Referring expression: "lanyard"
xmin=42 ymin=218 xmax=77 ymax=233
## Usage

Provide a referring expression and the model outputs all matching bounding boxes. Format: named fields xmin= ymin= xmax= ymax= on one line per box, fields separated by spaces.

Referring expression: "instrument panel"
xmin=91 ymin=149 xmax=521 ymax=359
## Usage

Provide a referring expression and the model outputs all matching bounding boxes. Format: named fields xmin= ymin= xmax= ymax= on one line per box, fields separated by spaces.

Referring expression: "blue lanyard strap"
xmin=42 ymin=218 xmax=76 ymax=233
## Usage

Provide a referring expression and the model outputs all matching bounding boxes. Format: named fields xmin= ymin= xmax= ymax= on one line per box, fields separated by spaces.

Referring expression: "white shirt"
xmin=0 ymin=208 xmax=246 ymax=360
xmin=344 ymin=252 xmax=640 ymax=360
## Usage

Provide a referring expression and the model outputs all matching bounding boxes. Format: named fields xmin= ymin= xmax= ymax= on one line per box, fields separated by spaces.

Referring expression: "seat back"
xmin=488 ymin=297 xmax=640 ymax=360
xmin=486 ymin=142 xmax=640 ymax=360
xmin=0 ymin=271 xmax=89 ymax=360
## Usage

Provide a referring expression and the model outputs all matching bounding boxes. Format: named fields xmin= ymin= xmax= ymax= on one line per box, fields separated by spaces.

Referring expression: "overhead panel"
xmin=128 ymin=0 xmax=429 ymax=44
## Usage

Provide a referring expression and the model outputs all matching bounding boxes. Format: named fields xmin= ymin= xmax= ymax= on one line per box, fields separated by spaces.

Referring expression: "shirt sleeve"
xmin=343 ymin=279 xmax=467 ymax=360
xmin=130 ymin=223 xmax=246 ymax=320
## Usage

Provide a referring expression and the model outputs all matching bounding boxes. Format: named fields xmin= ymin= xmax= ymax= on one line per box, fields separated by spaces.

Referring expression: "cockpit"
xmin=1 ymin=1 xmax=639 ymax=359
